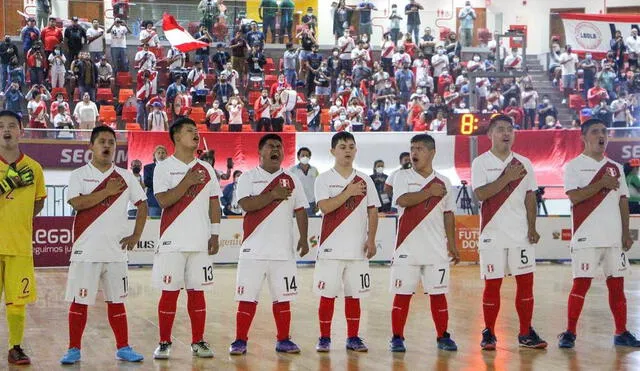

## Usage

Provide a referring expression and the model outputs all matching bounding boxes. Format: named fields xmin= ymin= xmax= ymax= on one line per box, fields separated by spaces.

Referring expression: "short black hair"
xmin=487 ymin=114 xmax=514 ymax=132
xmin=297 ymin=147 xmax=311 ymax=157
xmin=90 ymin=125 xmax=116 ymax=144
xmin=169 ymin=117 xmax=196 ymax=143
xmin=399 ymin=152 xmax=410 ymax=161
xmin=411 ymin=134 xmax=436 ymax=150
xmin=581 ymin=118 xmax=607 ymax=135
xmin=331 ymin=131 xmax=355 ymax=149
xmin=258 ymin=133 xmax=283 ymax=150
xmin=374 ymin=159 xmax=384 ymax=168
xmin=233 ymin=170 xmax=243 ymax=178
xmin=0 ymin=110 xmax=23 ymax=127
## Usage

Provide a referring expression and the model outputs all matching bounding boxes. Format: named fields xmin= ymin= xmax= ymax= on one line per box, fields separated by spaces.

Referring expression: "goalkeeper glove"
xmin=0 ymin=165 xmax=35 ymax=194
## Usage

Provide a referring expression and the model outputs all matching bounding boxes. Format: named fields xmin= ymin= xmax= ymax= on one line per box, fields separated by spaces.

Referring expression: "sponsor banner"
xmin=21 ymin=140 xmax=128 ymax=169
xmin=560 ymin=13 xmax=640 ymax=56
xmin=454 ymin=215 xmax=480 ymax=262
xmin=32 ymin=217 xmax=74 ymax=267
xmin=605 ymin=137 xmax=640 ymax=166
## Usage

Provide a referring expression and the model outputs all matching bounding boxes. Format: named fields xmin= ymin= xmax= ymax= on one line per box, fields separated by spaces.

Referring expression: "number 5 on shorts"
xmin=521 ymin=249 xmax=529 ymax=265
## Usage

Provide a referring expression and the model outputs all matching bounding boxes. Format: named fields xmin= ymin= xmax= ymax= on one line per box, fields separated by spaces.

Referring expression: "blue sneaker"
xmin=60 ymin=348 xmax=81 ymax=365
xmin=437 ymin=332 xmax=458 ymax=351
xmin=316 ymin=337 xmax=331 ymax=352
xmin=275 ymin=339 xmax=301 ymax=353
xmin=480 ymin=328 xmax=497 ymax=351
xmin=346 ymin=337 xmax=368 ymax=352
xmin=229 ymin=339 xmax=247 ymax=355
xmin=558 ymin=331 xmax=576 ymax=349
xmin=614 ymin=331 xmax=640 ymax=347
xmin=518 ymin=327 xmax=548 ymax=349
xmin=389 ymin=335 xmax=406 ymax=352
xmin=115 ymin=346 xmax=144 ymax=362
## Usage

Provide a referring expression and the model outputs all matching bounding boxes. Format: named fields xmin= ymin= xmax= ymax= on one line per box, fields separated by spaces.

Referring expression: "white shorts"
xmin=64 ymin=261 xmax=128 ymax=305
xmin=389 ymin=263 xmax=450 ymax=295
xmin=571 ymin=246 xmax=629 ymax=278
xmin=313 ymin=259 xmax=371 ymax=298
xmin=235 ymin=259 xmax=298 ymax=302
xmin=151 ymin=252 xmax=215 ymax=291
xmin=480 ymin=247 xmax=535 ymax=280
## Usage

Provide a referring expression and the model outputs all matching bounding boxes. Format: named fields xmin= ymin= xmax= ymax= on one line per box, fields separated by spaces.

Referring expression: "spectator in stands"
xmin=430 ymin=109 xmax=447 ymax=132
xmin=4 ymin=82 xmax=23 ymax=115
xmin=559 ymin=45 xmax=578 ymax=105
xmin=75 ymin=52 xmax=98 ymax=102
xmin=135 ymin=42 xmax=156 ymax=72
xmin=371 ymin=159 xmax=390 ymax=212
xmin=289 ymin=147 xmax=318 ymax=215
xmin=220 ymin=62 xmax=239 ymax=92
xmin=598 ymin=63 xmax=618 ymax=100
xmin=611 ymin=91 xmax=631 ymax=132
xmin=246 ymin=21 xmax=265 ymax=49
xmin=48 ymin=45 xmax=66 ymax=89
xmin=587 ymin=79 xmax=609 ymax=107
xmin=147 ymin=102 xmax=168 ymax=132
xmin=356 ymin=1 xmax=377 ymax=41
xmin=26 ymin=86 xmax=49 ymax=129
xmin=388 ymin=5 xmax=402 ymax=46
xmin=50 ymin=92 xmax=69 ymax=114
xmin=206 ymin=100 xmax=225 ymax=131
xmin=97 ymin=56 xmax=115 ymax=92
xmin=279 ymin=0 xmax=295 ymax=43
xmin=298 ymin=26 xmax=317 ymax=80
xmin=395 ymin=63 xmax=414 ymax=104
xmin=351 ymin=41 xmax=371 ymax=86
xmin=404 ymin=0 xmax=423 ymax=43
xmin=282 ymin=43 xmax=299 ymax=88
xmin=437 ymin=69 xmax=453 ymax=98
xmin=578 ymin=52 xmax=598 ymax=99
xmin=36 ymin=0 xmax=51 ymax=29
xmin=139 ymin=21 xmax=161 ymax=48
xmin=247 ymin=44 xmax=266 ymax=75
xmin=73 ymin=92 xmax=98 ymax=129
xmin=226 ymin=95 xmax=244 ymax=131
xmin=591 ymin=100 xmax=612 ymax=126
xmin=501 ymin=77 xmax=520 ymax=108
xmin=306 ymin=94 xmax=321 ymax=131
xmin=221 ymin=170 xmax=243 ymax=216
xmin=610 ymin=30 xmax=626 ymax=75
xmin=419 ymin=27 xmax=436 ymax=61
xmin=254 ymin=88 xmax=272 ymax=132
xmin=64 ymin=17 xmax=87 ymax=62
xmin=458 ymin=1 xmax=476 ymax=47
xmin=229 ymin=30 xmax=248 ymax=84
xmin=166 ymin=46 xmax=186 ymax=70
xmin=521 ymin=84 xmax=538 ymax=130
xmin=8 ymin=58 xmax=25 ymax=88
xmin=347 ymin=96 xmax=364 ymax=131
xmin=212 ymin=43 xmax=230 ymax=73
xmin=187 ymin=60 xmax=206 ymax=104
xmin=302 ymin=7 xmax=318 ymax=35
xmin=390 ymin=103 xmax=408 ymax=131
xmin=503 ymin=47 xmax=522 ymax=70
xmin=166 ymin=74 xmax=186 ymax=115
xmin=40 ymin=16 xmax=62 ymax=58
xmin=173 ymin=90 xmax=192 ymax=119
xmin=331 ymin=1 xmax=351 ymax=45
xmin=21 ymin=17 xmax=40 ymax=55
xmin=536 ymin=95 xmax=557 ymax=128
xmin=401 ymin=34 xmax=417 ymax=59
xmin=194 ymin=24 xmax=212 ymax=72
xmin=53 ymin=104 xmax=74 ymax=130
xmin=431 ymin=46 xmax=449 ymax=94
xmin=259 ymin=0 xmax=278 ymax=43
xmin=626 ymin=28 xmax=640 ymax=70
xmin=0 ymin=37 xmax=17 ymax=91
xmin=445 ymin=32 xmax=461 ymax=60
xmin=107 ymin=18 xmax=130 ymax=72
xmin=338 ymin=28 xmax=355 ymax=75
xmin=212 ymin=73 xmax=234 ymax=111
xmin=136 ymin=69 xmax=154 ymax=129
xmin=314 ymin=62 xmax=331 ymax=99
xmin=86 ymin=19 xmax=105 ymax=63
xmin=392 ymin=45 xmax=411 ymax=72
xmin=504 ymin=98 xmax=523 ymax=128
xmin=26 ymin=41 xmax=46 ymax=86
xmin=144 ymin=145 xmax=167 ymax=217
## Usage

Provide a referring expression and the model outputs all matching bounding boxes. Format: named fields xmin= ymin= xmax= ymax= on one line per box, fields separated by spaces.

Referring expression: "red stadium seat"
xmin=126 ymin=122 xmax=141 ymax=131
xmin=295 ymin=108 xmax=307 ymax=126
xmin=96 ymin=88 xmax=114 ymax=103
xmin=189 ymin=106 xmax=206 ymax=124
xmin=99 ymin=105 xmax=117 ymax=125
xmin=118 ymin=89 xmax=134 ymax=104
xmin=264 ymin=74 xmax=277 ymax=88
xmin=116 ymin=72 xmax=133 ymax=88
xmin=265 ymin=57 xmax=275 ymax=74
xmin=122 ymin=105 xmax=137 ymax=122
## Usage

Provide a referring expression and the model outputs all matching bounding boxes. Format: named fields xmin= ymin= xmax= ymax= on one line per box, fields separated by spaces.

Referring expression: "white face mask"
xmin=375 ymin=167 xmax=385 ymax=174
xmin=385 ymin=83 xmax=392 ymax=88
xmin=345 ymin=83 xmax=352 ymax=87
xmin=453 ymin=58 xmax=460 ymax=63
xmin=459 ymin=103 xmax=466 ymax=108
xmin=310 ymin=98 xmax=317 ymax=104
xmin=213 ymin=103 xmax=219 ymax=108
xmin=57 ymin=97 xmax=63 ymax=102
xmin=339 ymin=114 xmax=347 ymax=120
xmin=333 ymin=51 xmax=339 ymax=56
xmin=336 ymin=101 xmax=342 ymax=106
xmin=299 ymin=156 xmax=310 ymax=165
xmin=473 ymin=56 xmax=480 ymax=61
xmin=437 ymin=49 xmax=444 ymax=55
xmin=543 ymin=99 xmax=549 ymax=104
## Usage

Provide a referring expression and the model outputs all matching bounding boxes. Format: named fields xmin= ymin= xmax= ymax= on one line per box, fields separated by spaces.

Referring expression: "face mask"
xmin=512 ymin=51 xmax=518 ymax=56
xmin=459 ymin=103 xmax=466 ymax=108
xmin=310 ymin=98 xmax=317 ymax=104
xmin=416 ymin=89 xmax=423 ymax=95
xmin=336 ymin=101 xmax=342 ymax=106
xmin=371 ymin=104 xmax=378 ymax=109
xmin=57 ymin=97 xmax=63 ymax=102
xmin=402 ymin=162 xmax=412 ymax=169
xmin=300 ymin=156 xmax=310 ymax=165
xmin=345 ymin=83 xmax=352 ymax=87
xmin=473 ymin=56 xmax=480 ymax=62
xmin=132 ymin=166 xmax=141 ymax=173
xmin=339 ymin=114 xmax=347 ymax=120
xmin=487 ymin=105 xmax=493 ymax=110
xmin=333 ymin=51 xmax=339 ymax=56
xmin=307 ymin=12 xmax=313 ymax=16
xmin=375 ymin=167 xmax=384 ymax=174
xmin=415 ymin=60 xmax=423 ymax=66
xmin=213 ymin=103 xmax=219 ymax=108
xmin=385 ymin=83 xmax=392 ymax=88
xmin=453 ymin=58 xmax=460 ymax=63
xmin=586 ymin=54 xmax=592 ymax=60
xmin=437 ymin=49 xmax=444 ymax=55
xmin=543 ymin=99 xmax=549 ymax=104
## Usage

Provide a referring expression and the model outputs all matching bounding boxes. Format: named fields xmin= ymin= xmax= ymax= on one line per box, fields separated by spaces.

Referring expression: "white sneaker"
xmin=153 ymin=342 xmax=172 ymax=359
xmin=191 ymin=341 xmax=214 ymax=358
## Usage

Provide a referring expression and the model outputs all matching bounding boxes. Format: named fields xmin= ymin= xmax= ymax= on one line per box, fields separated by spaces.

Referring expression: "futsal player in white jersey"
xmin=471 ymin=114 xmax=547 ymax=350
xmin=151 ymin=118 xmax=222 ymax=359
xmin=60 ymin=126 xmax=147 ymax=365
xmin=558 ymin=118 xmax=640 ymax=349
xmin=313 ymin=132 xmax=380 ymax=353
xmin=229 ymin=134 xmax=310 ymax=355
xmin=388 ymin=134 xmax=460 ymax=353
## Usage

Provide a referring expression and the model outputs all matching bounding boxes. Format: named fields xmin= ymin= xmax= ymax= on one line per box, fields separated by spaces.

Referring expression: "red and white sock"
xmin=345 ymin=297 xmax=361 ymax=338
xmin=567 ymin=277 xmax=591 ymax=335
xmin=430 ymin=294 xmax=448 ymax=338
xmin=236 ymin=301 xmax=257 ymax=341
xmin=68 ymin=302 xmax=88 ymax=349
xmin=107 ymin=302 xmax=129 ymax=349
xmin=187 ymin=290 xmax=206 ymax=343
xmin=158 ymin=290 xmax=180 ymax=343
xmin=515 ymin=273 xmax=534 ymax=336
xmin=273 ymin=301 xmax=291 ymax=341
xmin=482 ymin=278 xmax=502 ymax=333
xmin=319 ymin=296 xmax=335 ymax=338
xmin=391 ymin=294 xmax=412 ymax=338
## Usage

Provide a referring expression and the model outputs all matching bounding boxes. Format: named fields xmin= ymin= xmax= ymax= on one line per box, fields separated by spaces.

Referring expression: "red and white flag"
xmin=162 ymin=13 xmax=209 ymax=53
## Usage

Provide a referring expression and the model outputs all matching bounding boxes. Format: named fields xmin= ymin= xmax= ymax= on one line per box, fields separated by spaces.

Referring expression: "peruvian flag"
xmin=162 ymin=13 xmax=209 ymax=52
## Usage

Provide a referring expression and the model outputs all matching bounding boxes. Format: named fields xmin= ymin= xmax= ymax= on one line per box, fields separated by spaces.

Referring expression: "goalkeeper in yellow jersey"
xmin=0 ymin=110 xmax=46 ymax=365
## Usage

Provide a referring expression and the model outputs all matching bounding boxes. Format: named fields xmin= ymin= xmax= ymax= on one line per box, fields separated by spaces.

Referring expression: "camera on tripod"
xmin=536 ymin=186 xmax=548 ymax=216
xmin=456 ymin=180 xmax=474 ymax=214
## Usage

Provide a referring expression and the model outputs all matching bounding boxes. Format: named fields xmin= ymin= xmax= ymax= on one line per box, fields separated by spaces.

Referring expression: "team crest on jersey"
xmin=487 ymin=264 xmax=495 ymax=273
xmin=317 ymin=281 xmax=326 ymax=290
xmin=163 ymin=275 xmax=172 ymax=284
xmin=394 ymin=279 xmax=402 ymax=288
xmin=237 ymin=286 xmax=245 ymax=295
xmin=606 ymin=167 xmax=618 ymax=177
xmin=581 ymin=263 xmax=590 ymax=271
xmin=279 ymin=178 xmax=291 ymax=189
xmin=79 ymin=288 xmax=87 ymax=298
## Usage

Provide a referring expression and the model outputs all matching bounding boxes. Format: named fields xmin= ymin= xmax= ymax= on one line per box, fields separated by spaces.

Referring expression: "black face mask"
xmin=132 ymin=166 xmax=141 ymax=174
xmin=402 ymin=162 xmax=412 ymax=169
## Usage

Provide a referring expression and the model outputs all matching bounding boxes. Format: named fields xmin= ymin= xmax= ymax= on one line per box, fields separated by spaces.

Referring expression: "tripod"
xmin=536 ymin=187 xmax=548 ymax=216
xmin=456 ymin=181 xmax=474 ymax=215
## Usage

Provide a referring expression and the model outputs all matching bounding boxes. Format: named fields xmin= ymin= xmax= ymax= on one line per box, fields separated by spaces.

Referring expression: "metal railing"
xmin=41 ymin=185 xmax=72 ymax=216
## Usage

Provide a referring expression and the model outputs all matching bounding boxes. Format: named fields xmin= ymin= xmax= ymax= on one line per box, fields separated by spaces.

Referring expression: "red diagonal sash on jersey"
xmin=254 ymin=98 xmax=270 ymax=116
xmin=73 ymin=171 xmax=128 ymax=241
xmin=320 ymin=175 xmax=367 ymax=244
xmin=160 ymin=162 xmax=211 ymax=237
xmin=209 ymin=111 xmax=220 ymax=123
xmin=480 ymin=158 xmax=526 ymax=232
xmin=193 ymin=71 xmax=204 ymax=87
xmin=382 ymin=44 xmax=394 ymax=58
xmin=340 ymin=39 xmax=351 ymax=53
xmin=243 ymin=173 xmax=295 ymax=240
xmin=572 ymin=161 xmax=620 ymax=232
xmin=395 ymin=178 xmax=444 ymax=248
xmin=509 ymin=56 xmax=521 ymax=68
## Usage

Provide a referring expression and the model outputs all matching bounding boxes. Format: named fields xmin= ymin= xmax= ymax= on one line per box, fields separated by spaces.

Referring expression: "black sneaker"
xmin=518 ymin=327 xmax=548 ymax=349
xmin=480 ymin=328 xmax=497 ymax=351
xmin=8 ymin=345 xmax=30 ymax=365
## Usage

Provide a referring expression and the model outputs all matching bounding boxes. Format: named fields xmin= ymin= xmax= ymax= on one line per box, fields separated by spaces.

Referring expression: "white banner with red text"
xmin=560 ymin=13 xmax=640 ymax=57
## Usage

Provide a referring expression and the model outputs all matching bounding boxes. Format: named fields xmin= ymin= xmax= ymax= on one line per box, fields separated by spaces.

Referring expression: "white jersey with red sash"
xmin=271 ymin=104 xmax=286 ymax=119
xmin=206 ymin=107 xmax=224 ymax=124
xmin=338 ymin=36 xmax=355 ymax=59
xmin=392 ymin=169 xmax=455 ymax=265
xmin=254 ymin=96 xmax=271 ymax=119
xmin=314 ymin=169 xmax=380 ymax=260
xmin=466 ymin=60 xmax=484 ymax=72
xmin=471 ymin=151 xmax=537 ymax=250
xmin=188 ymin=68 xmax=206 ymax=92
xmin=68 ymin=163 xmax=146 ymax=262
xmin=153 ymin=156 xmax=221 ymax=252
xmin=564 ymin=154 xmax=629 ymax=249
xmin=504 ymin=54 xmax=522 ymax=69
xmin=176 ymin=93 xmax=192 ymax=116
xmin=236 ymin=167 xmax=308 ymax=260
xmin=28 ymin=99 xmax=47 ymax=126
xmin=136 ymin=71 xmax=157 ymax=100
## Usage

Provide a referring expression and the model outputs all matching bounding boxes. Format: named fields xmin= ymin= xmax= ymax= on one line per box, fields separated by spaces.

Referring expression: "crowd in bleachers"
xmin=1 ymin=6 xmax=639 ymax=134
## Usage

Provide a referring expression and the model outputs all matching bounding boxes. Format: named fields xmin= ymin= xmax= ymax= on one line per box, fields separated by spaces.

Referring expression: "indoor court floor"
xmin=2 ymin=264 xmax=640 ymax=370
